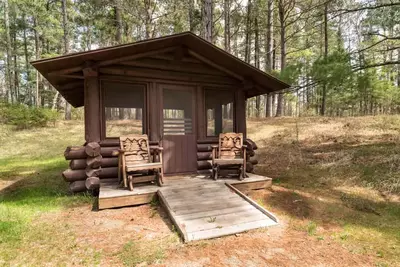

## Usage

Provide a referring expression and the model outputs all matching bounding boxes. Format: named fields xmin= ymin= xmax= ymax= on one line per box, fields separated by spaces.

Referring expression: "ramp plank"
xmin=158 ymin=182 xmax=277 ymax=242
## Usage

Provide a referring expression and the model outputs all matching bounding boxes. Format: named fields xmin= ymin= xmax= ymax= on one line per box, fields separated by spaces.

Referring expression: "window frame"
xmin=204 ymin=87 xmax=236 ymax=137
xmin=100 ymin=80 xmax=148 ymax=139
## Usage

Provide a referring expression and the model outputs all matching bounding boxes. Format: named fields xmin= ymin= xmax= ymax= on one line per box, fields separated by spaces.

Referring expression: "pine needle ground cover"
xmin=0 ymin=117 xmax=399 ymax=266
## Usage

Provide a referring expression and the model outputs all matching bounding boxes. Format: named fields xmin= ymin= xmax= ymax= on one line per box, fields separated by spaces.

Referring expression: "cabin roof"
xmin=31 ymin=32 xmax=290 ymax=107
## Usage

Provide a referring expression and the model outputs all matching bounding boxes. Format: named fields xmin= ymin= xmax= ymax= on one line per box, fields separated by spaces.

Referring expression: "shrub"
xmin=0 ymin=102 xmax=59 ymax=130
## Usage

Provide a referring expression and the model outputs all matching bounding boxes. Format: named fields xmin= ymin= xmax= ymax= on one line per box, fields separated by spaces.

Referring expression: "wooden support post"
xmin=215 ymin=103 xmax=223 ymax=136
xmin=235 ymin=89 xmax=247 ymax=138
xmin=83 ymin=66 xmax=101 ymax=143
xmin=83 ymin=65 xmax=102 ymax=192
xmin=149 ymin=82 xmax=160 ymax=141
xmin=196 ymin=86 xmax=206 ymax=139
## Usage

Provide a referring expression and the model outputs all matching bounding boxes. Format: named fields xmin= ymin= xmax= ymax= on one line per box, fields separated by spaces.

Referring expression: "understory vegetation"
xmin=0 ymin=116 xmax=399 ymax=266
xmin=0 ymin=102 xmax=59 ymax=129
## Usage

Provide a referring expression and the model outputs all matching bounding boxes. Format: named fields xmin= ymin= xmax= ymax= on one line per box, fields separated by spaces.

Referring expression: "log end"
xmin=69 ymin=180 xmax=86 ymax=193
xmin=85 ymin=142 xmax=101 ymax=157
xmin=85 ymin=177 xmax=100 ymax=190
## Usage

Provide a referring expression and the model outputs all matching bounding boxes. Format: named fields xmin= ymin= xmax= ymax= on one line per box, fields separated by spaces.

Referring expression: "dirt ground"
xmin=38 ymin=186 xmax=376 ymax=267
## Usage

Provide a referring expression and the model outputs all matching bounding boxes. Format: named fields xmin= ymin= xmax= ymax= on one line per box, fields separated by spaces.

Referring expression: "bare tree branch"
xmin=333 ymin=2 xmax=400 ymax=14
xmin=353 ymin=61 xmax=400 ymax=71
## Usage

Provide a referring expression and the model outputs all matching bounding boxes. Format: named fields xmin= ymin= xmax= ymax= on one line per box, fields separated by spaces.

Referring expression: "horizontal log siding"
xmin=196 ymin=138 xmax=259 ymax=175
xmin=63 ymin=139 xmax=161 ymax=193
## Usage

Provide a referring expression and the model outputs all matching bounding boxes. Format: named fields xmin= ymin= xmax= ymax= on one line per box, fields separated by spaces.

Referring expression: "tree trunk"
xmin=51 ymin=92 xmax=59 ymax=110
xmin=397 ymin=48 xmax=400 ymax=87
xmin=320 ymin=2 xmax=328 ymax=116
xmin=264 ymin=0 xmax=274 ymax=117
xmin=33 ymin=16 xmax=41 ymax=107
xmin=4 ymin=0 xmax=14 ymax=103
xmin=144 ymin=0 xmax=153 ymax=39
xmin=265 ymin=0 xmax=274 ymax=72
xmin=23 ymin=13 xmax=32 ymax=105
xmin=114 ymin=1 xmax=125 ymax=119
xmin=224 ymin=0 xmax=231 ymax=52
xmin=189 ymin=0 xmax=195 ymax=32
xmin=244 ymin=0 xmax=252 ymax=63
xmin=266 ymin=94 xmax=273 ymax=117
xmin=276 ymin=0 xmax=286 ymax=117
xmin=114 ymin=1 xmax=123 ymax=43
xmin=202 ymin=0 xmax=213 ymax=42
xmin=12 ymin=10 xmax=19 ymax=103
xmin=254 ymin=1 xmax=260 ymax=117
xmin=62 ymin=0 xmax=72 ymax=120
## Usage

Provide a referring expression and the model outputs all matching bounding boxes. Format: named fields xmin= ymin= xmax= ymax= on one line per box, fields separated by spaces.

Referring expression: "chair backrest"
xmin=218 ymin=133 xmax=243 ymax=159
xmin=119 ymin=135 xmax=151 ymax=164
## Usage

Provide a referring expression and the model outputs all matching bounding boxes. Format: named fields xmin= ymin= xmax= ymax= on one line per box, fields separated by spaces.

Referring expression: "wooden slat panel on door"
xmin=163 ymin=135 xmax=197 ymax=174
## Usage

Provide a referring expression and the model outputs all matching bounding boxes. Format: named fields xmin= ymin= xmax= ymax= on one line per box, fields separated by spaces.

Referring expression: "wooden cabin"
xmin=31 ymin=32 xmax=290 ymax=193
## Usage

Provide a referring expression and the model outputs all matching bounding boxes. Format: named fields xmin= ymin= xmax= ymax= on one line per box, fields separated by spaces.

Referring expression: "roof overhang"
xmin=31 ymin=32 xmax=290 ymax=107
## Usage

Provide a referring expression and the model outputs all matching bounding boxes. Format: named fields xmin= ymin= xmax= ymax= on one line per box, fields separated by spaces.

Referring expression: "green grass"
xmin=119 ymin=240 xmax=166 ymax=266
xmin=0 ymin=122 xmax=95 ymax=265
xmin=306 ymin=221 xmax=317 ymax=236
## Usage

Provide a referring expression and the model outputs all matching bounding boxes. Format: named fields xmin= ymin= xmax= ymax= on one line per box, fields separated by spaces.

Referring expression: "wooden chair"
xmin=118 ymin=135 xmax=164 ymax=191
xmin=211 ymin=133 xmax=247 ymax=180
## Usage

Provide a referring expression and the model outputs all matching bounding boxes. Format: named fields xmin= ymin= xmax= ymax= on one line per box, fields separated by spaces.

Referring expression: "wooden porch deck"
xmin=98 ymin=173 xmax=277 ymax=242
xmin=98 ymin=173 xmax=272 ymax=209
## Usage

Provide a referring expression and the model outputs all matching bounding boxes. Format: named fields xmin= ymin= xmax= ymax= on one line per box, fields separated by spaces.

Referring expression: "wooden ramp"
xmin=158 ymin=180 xmax=278 ymax=242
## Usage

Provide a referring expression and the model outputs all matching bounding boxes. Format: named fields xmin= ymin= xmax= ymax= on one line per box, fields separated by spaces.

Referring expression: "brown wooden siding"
xmin=163 ymin=135 xmax=197 ymax=174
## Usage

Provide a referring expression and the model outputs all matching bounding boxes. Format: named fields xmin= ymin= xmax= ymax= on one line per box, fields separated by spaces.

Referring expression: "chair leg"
xmin=128 ymin=175 xmax=134 ymax=191
xmin=213 ymin=165 xmax=219 ymax=180
xmin=156 ymin=171 xmax=163 ymax=187
xmin=123 ymin=169 xmax=127 ymax=189
xmin=159 ymin=168 xmax=164 ymax=185
xmin=239 ymin=165 xmax=245 ymax=181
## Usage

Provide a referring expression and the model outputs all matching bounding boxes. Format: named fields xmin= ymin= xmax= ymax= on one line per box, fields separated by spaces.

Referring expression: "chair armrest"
xmin=241 ymin=145 xmax=247 ymax=158
xmin=153 ymin=146 xmax=164 ymax=153
xmin=211 ymin=145 xmax=218 ymax=162
xmin=112 ymin=149 xmax=125 ymax=156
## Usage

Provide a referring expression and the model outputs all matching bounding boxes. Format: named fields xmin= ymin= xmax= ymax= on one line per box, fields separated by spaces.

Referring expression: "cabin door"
xmin=161 ymin=85 xmax=197 ymax=175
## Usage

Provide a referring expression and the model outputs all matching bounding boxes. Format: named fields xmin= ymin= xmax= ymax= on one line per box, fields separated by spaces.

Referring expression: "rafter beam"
xmin=48 ymin=46 xmax=178 ymax=77
xmin=188 ymin=50 xmax=244 ymax=81
xmin=98 ymin=66 xmax=238 ymax=85
xmin=119 ymin=58 xmax=227 ymax=76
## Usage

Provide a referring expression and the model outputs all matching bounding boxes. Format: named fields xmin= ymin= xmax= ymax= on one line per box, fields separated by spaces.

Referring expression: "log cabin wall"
xmin=61 ymin=49 xmax=261 ymax=192
xmin=63 ymin=139 xmax=162 ymax=193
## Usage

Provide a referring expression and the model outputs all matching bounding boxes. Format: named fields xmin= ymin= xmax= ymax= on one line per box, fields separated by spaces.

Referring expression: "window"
xmin=205 ymin=89 xmax=234 ymax=136
xmin=103 ymin=82 xmax=145 ymax=137
xmin=163 ymin=89 xmax=193 ymax=135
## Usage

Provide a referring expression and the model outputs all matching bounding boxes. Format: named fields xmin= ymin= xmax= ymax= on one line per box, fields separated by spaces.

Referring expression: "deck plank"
xmin=184 ymin=209 xmax=267 ymax=232
xmin=188 ymin=219 xmax=276 ymax=241
xmin=175 ymin=206 xmax=255 ymax=221
xmin=157 ymin=180 xmax=278 ymax=242
xmin=167 ymin=194 xmax=241 ymax=209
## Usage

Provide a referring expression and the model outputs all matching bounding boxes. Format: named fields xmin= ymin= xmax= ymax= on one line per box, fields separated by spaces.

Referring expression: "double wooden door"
xmin=161 ymin=85 xmax=197 ymax=174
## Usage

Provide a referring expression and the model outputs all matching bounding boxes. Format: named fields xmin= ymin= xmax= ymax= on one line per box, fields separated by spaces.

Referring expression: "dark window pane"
xmin=163 ymin=89 xmax=193 ymax=135
xmin=103 ymin=82 xmax=145 ymax=137
xmin=205 ymin=89 xmax=234 ymax=136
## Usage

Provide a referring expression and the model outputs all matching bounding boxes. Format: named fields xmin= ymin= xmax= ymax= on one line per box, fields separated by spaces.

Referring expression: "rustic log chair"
xmin=211 ymin=133 xmax=248 ymax=180
xmin=117 ymin=135 xmax=164 ymax=191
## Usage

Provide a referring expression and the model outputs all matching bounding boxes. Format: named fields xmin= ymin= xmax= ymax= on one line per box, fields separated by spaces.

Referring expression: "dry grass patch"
xmin=247 ymin=116 xmax=400 ymax=266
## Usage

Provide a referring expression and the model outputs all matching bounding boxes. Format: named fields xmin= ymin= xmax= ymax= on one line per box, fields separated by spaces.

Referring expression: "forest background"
xmin=0 ymin=0 xmax=399 ymax=119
